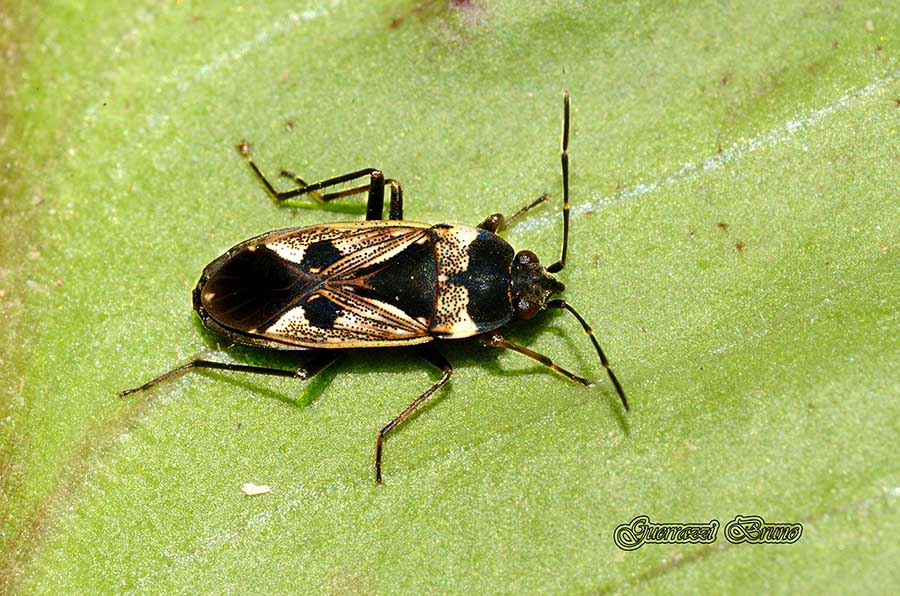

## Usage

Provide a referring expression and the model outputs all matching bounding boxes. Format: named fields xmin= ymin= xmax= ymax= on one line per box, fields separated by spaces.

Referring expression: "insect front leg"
xmin=118 ymin=350 xmax=340 ymax=397
xmin=374 ymin=344 xmax=453 ymax=483
xmin=477 ymin=193 xmax=549 ymax=232
xmin=238 ymin=143 xmax=403 ymax=221
xmin=478 ymin=332 xmax=591 ymax=387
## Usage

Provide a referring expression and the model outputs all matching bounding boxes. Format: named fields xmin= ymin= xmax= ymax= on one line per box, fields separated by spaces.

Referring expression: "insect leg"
xmin=547 ymin=91 xmax=570 ymax=273
xmin=386 ymin=178 xmax=403 ymax=220
xmin=547 ymin=299 xmax=629 ymax=412
xmin=238 ymin=144 xmax=393 ymax=220
xmin=118 ymin=351 xmax=340 ymax=397
xmin=374 ymin=344 xmax=452 ymax=483
xmin=476 ymin=193 xmax=549 ymax=232
xmin=277 ymin=173 xmax=403 ymax=220
xmin=279 ymin=167 xmax=386 ymax=221
xmin=479 ymin=332 xmax=590 ymax=386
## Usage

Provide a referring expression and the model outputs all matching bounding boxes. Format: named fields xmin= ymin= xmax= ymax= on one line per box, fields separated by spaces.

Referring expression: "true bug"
xmin=120 ymin=93 xmax=628 ymax=483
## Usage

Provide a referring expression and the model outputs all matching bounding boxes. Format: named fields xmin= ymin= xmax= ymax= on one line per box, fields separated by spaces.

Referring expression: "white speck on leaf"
xmin=241 ymin=483 xmax=272 ymax=496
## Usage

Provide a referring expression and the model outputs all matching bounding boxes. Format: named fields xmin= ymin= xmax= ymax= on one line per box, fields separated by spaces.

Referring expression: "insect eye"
xmin=515 ymin=250 xmax=539 ymax=265
xmin=516 ymin=298 xmax=540 ymax=320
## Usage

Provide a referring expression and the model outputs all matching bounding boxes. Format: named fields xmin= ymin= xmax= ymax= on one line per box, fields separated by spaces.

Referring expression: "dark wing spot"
xmin=303 ymin=294 xmax=343 ymax=329
xmin=302 ymin=241 xmax=342 ymax=272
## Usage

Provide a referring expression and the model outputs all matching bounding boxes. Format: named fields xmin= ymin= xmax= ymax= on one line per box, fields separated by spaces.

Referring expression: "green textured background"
xmin=2 ymin=1 xmax=899 ymax=593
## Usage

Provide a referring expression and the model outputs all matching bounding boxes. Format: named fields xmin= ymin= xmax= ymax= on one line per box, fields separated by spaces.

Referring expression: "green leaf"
xmin=2 ymin=1 xmax=898 ymax=593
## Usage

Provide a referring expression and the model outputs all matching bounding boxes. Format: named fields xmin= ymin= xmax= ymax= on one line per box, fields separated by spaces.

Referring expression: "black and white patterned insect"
xmin=121 ymin=93 xmax=628 ymax=483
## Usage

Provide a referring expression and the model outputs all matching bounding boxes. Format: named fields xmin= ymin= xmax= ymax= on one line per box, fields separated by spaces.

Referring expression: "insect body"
xmin=197 ymin=221 xmax=522 ymax=348
xmin=121 ymin=94 xmax=628 ymax=483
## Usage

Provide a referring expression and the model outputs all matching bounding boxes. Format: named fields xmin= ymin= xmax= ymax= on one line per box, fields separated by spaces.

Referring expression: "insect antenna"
xmin=547 ymin=91 xmax=570 ymax=273
xmin=546 ymin=299 xmax=629 ymax=412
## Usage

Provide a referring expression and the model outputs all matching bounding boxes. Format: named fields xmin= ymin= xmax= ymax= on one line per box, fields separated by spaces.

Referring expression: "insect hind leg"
xmin=238 ymin=143 xmax=403 ymax=221
xmin=118 ymin=351 xmax=340 ymax=397
xmin=386 ymin=178 xmax=403 ymax=220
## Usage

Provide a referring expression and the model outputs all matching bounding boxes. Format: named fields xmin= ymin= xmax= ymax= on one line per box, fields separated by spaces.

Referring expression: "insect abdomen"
xmin=194 ymin=224 xmax=435 ymax=348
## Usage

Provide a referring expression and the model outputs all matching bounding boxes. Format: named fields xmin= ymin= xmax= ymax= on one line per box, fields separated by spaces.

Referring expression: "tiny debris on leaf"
xmin=241 ymin=482 xmax=271 ymax=496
